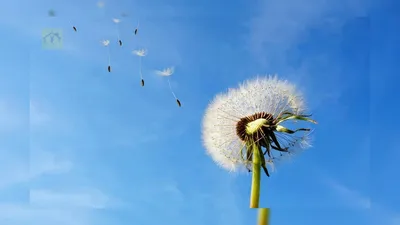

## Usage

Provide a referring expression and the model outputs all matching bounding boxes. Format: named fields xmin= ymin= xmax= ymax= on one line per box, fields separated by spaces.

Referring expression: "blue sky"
xmin=0 ymin=0 xmax=398 ymax=224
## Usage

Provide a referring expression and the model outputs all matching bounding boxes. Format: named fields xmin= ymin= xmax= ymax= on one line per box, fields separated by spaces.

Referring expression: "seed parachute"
xmin=156 ymin=67 xmax=182 ymax=107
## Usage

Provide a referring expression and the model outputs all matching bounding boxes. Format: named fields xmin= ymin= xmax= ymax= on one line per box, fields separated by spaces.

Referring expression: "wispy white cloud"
xmin=29 ymin=101 xmax=51 ymax=126
xmin=128 ymin=178 xmax=185 ymax=210
xmin=0 ymin=203 xmax=90 ymax=225
xmin=0 ymin=96 xmax=122 ymax=224
xmin=0 ymin=99 xmax=27 ymax=132
xmin=0 ymin=147 xmax=72 ymax=190
xmin=390 ymin=215 xmax=400 ymax=225
xmin=324 ymin=176 xmax=400 ymax=225
xmin=30 ymin=188 xmax=111 ymax=209
xmin=120 ymin=173 xmax=244 ymax=225
xmin=0 ymin=155 xmax=28 ymax=190
xmin=247 ymin=0 xmax=369 ymax=62
xmin=212 ymin=175 xmax=243 ymax=225
xmin=29 ymin=100 xmax=76 ymax=134
xmin=29 ymin=148 xmax=73 ymax=178
xmin=0 ymin=147 xmax=106 ymax=224
xmin=323 ymin=176 xmax=371 ymax=209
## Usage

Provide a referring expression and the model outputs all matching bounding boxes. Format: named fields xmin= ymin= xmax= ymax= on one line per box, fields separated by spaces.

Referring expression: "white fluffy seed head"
xmin=202 ymin=75 xmax=312 ymax=173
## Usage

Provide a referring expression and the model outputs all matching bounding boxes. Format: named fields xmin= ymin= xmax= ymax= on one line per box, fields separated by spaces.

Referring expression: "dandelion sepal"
xmin=276 ymin=125 xmax=310 ymax=134
xmin=276 ymin=114 xmax=317 ymax=125
xmin=250 ymin=141 xmax=261 ymax=208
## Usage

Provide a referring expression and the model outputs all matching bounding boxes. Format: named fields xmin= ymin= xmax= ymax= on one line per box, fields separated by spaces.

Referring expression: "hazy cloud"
xmin=30 ymin=188 xmax=111 ymax=209
xmin=248 ymin=0 xmax=369 ymax=60
xmin=323 ymin=176 xmax=371 ymax=209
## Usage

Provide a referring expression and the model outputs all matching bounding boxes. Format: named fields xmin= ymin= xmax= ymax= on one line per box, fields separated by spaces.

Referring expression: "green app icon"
xmin=42 ymin=28 xmax=63 ymax=49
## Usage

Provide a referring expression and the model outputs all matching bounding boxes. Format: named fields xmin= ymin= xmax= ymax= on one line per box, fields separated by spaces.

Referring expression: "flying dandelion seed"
xmin=72 ymin=26 xmax=77 ymax=32
xmin=202 ymin=75 xmax=317 ymax=208
xmin=156 ymin=67 xmax=174 ymax=76
xmin=156 ymin=67 xmax=182 ymax=107
xmin=133 ymin=49 xmax=146 ymax=57
xmin=132 ymin=49 xmax=147 ymax=86
xmin=112 ymin=18 xmax=122 ymax=46
xmin=134 ymin=21 xmax=139 ymax=35
xmin=101 ymin=40 xmax=111 ymax=72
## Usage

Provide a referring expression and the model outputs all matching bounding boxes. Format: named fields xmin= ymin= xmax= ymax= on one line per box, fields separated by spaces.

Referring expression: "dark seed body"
xmin=73 ymin=26 xmax=77 ymax=31
xmin=119 ymin=40 xmax=122 ymax=46
xmin=176 ymin=99 xmax=181 ymax=107
xmin=134 ymin=29 xmax=138 ymax=35
xmin=108 ymin=65 xmax=111 ymax=72
xmin=141 ymin=79 xmax=144 ymax=86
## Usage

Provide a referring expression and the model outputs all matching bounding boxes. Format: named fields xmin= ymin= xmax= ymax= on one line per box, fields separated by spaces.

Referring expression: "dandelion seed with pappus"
xmin=112 ymin=18 xmax=123 ymax=46
xmin=202 ymin=75 xmax=317 ymax=208
xmin=156 ymin=67 xmax=182 ymax=107
xmin=133 ymin=49 xmax=147 ymax=86
xmin=101 ymin=40 xmax=111 ymax=72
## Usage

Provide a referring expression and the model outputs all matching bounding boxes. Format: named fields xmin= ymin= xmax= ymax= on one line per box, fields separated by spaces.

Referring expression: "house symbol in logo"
xmin=42 ymin=28 xmax=63 ymax=49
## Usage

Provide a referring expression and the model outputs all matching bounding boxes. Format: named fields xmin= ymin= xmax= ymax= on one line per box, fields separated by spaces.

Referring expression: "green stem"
xmin=250 ymin=142 xmax=261 ymax=208
xmin=257 ymin=208 xmax=270 ymax=225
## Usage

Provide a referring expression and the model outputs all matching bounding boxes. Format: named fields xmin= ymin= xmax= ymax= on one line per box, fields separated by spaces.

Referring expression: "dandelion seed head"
xmin=156 ymin=67 xmax=174 ymax=76
xmin=202 ymin=75 xmax=312 ymax=173
xmin=133 ymin=49 xmax=147 ymax=57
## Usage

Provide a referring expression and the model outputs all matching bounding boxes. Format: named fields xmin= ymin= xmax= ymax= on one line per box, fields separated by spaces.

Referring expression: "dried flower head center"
xmin=236 ymin=112 xmax=275 ymax=142
xmin=245 ymin=118 xmax=268 ymax=135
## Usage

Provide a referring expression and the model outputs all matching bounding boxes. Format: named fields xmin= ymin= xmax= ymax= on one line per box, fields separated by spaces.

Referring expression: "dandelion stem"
xmin=257 ymin=208 xmax=270 ymax=225
xmin=250 ymin=142 xmax=262 ymax=208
